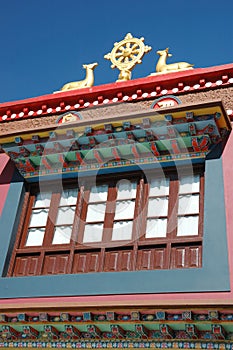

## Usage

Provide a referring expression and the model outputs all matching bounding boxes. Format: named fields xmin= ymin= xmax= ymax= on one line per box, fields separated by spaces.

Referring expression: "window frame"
xmin=7 ymin=166 xmax=205 ymax=277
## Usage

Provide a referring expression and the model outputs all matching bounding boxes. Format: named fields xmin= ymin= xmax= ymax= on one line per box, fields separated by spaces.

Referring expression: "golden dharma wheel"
xmin=104 ymin=33 xmax=152 ymax=81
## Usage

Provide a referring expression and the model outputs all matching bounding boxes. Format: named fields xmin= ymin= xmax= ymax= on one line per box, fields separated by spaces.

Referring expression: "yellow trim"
xmin=0 ymin=99 xmax=230 ymax=145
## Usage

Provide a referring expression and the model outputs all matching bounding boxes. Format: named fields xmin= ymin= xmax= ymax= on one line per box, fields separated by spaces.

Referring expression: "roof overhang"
xmin=0 ymin=100 xmax=231 ymax=182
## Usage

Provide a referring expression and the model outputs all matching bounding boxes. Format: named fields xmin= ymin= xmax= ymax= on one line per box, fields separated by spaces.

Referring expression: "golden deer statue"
xmin=60 ymin=62 xmax=98 ymax=91
xmin=152 ymin=48 xmax=194 ymax=74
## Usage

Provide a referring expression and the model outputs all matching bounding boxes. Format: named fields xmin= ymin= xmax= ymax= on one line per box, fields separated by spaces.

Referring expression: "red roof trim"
xmin=0 ymin=63 xmax=232 ymax=122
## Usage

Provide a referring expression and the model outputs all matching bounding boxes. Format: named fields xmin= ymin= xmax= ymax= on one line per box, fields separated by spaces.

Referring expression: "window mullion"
xmin=166 ymin=242 xmax=172 ymax=269
xmin=75 ymin=189 xmax=90 ymax=246
xmin=102 ymin=185 xmax=117 ymax=245
xmin=18 ymin=192 xmax=35 ymax=249
xmin=43 ymin=192 xmax=61 ymax=247
xmin=72 ymin=186 xmax=84 ymax=245
xmin=167 ymin=178 xmax=179 ymax=239
xmin=139 ymin=181 xmax=149 ymax=242
xmin=36 ymin=251 xmax=46 ymax=275
xmin=98 ymin=247 xmax=105 ymax=272
xmin=133 ymin=178 xmax=144 ymax=243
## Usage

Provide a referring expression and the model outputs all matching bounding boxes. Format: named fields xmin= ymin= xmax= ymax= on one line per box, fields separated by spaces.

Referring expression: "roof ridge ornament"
xmin=55 ymin=62 xmax=98 ymax=93
xmin=150 ymin=47 xmax=194 ymax=75
xmin=104 ymin=33 xmax=152 ymax=82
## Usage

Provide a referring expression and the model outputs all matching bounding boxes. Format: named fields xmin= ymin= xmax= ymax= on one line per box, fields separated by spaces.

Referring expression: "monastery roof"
xmin=0 ymin=63 xmax=233 ymax=123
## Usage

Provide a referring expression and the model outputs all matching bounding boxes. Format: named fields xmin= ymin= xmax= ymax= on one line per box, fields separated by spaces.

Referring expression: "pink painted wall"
xmin=0 ymin=154 xmax=14 ymax=216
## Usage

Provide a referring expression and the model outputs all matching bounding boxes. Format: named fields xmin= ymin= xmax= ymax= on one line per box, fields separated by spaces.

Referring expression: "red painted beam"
xmin=0 ymin=63 xmax=232 ymax=120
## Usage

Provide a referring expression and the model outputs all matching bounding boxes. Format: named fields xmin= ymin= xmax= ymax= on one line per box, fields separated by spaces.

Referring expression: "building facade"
xmin=0 ymin=56 xmax=233 ymax=348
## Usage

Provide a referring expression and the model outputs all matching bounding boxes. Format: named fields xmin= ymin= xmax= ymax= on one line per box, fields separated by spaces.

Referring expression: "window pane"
xmin=112 ymin=221 xmax=133 ymax=241
xmin=146 ymin=218 xmax=167 ymax=238
xmin=179 ymin=175 xmax=200 ymax=194
xmin=117 ymin=180 xmax=137 ymax=199
xmin=33 ymin=193 xmax=51 ymax=208
xmin=114 ymin=200 xmax=135 ymax=220
xmin=177 ymin=216 xmax=199 ymax=236
xmin=56 ymin=207 xmax=75 ymax=225
xmin=59 ymin=189 xmax=78 ymax=205
xmin=86 ymin=203 xmax=106 ymax=222
xmin=25 ymin=228 xmax=45 ymax=246
xmin=149 ymin=178 xmax=169 ymax=196
xmin=178 ymin=194 xmax=199 ymax=215
xmin=147 ymin=197 xmax=168 ymax=217
xmin=89 ymin=185 xmax=108 ymax=202
xmin=83 ymin=224 xmax=103 ymax=243
xmin=52 ymin=226 xmax=72 ymax=244
xmin=29 ymin=209 xmax=49 ymax=227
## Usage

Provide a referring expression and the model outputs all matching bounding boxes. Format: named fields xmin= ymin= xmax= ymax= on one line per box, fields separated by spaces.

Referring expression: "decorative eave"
xmin=0 ymin=307 xmax=233 ymax=348
xmin=0 ymin=63 xmax=233 ymax=123
xmin=0 ymin=100 xmax=230 ymax=182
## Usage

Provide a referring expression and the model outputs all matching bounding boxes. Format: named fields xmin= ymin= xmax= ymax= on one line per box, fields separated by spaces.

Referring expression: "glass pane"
xmin=178 ymin=194 xmax=199 ymax=215
xmin=33 ymin=193 xmax=51 ymax=208
xmin=52 ymin=226 xmax=72 ymax=244
xmin=117 ymin=180 xmax=137 ymax=199
xmin=146 ymin=218 xmax=167 ymax=238
xmin=89 ymin=185 xmax=108 ymax=202
xmin=29 ymin=209 xmax=49 ymax=227
xmin=25 ymin=228 xmax=45 ymax=246
xmin=177 ymin=216 xmax=199 ymax=236
xmin=56 ymin=207 xmax=75 ymax=225
xmin=86 ymin=203 xmax=106 ymax=222
xmin=179 ymin=175 xmax=200 ymax=194
xmin=83 ymin=223 xmax=103 ymax=243
xmin=147 ymin=197 xmax=168 ymax=217
xmin=60 ymin=189 xmax=78 ymax=205
xmin=149 ymin=178 xmax=170 ymax=196
xmin=112 ymin=221 xmax=133 ymax=241
xmin=114 ymin=200 xmax=135 ymax=220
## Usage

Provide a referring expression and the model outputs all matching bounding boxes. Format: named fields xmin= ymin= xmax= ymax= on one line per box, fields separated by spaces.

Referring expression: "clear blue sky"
xmin=0 ymin=0 xmax=233 ymax=103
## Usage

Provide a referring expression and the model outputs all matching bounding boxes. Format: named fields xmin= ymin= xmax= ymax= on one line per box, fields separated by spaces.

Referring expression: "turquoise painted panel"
xmin=0 ymin=158 xmax=229 ymax=298
xmin=0 ymin=172 xmax=25 ymax=276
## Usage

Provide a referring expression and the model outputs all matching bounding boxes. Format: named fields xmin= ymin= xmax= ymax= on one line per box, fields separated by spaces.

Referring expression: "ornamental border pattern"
xmin=0 ymin=340 xmax=232 ymax=349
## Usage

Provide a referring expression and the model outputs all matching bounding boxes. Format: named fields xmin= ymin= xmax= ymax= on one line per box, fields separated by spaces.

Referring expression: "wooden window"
xmin=25 ymin=192 xmax=51 ymax=246
xmin=145 ymin=178 xmax=169 ymax=239
xmin=52 ymin=189 xmax=78 ymax=245
xmin=82 ymin=185 xmax=108 ymax=243
xmin=177 ymin=175 xmax=200 ymax=237
xmin=8 ymin=169 xmax=204 ymax=277
xmin=111 ymin=180 xmax=137 ymax=241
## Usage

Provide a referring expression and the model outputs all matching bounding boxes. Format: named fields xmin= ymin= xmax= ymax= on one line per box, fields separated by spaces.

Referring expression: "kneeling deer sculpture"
xmin=155 ymin=48 xmax=194 ymax=73
xmin=60 ymin=62 xmax=98 ymax=91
